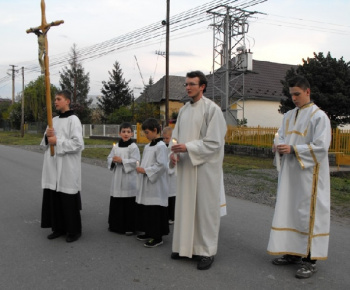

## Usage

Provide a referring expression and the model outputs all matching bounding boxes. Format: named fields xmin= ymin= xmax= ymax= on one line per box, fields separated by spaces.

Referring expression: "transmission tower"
xmin=208 ymin=5 xmax=263 ymax=125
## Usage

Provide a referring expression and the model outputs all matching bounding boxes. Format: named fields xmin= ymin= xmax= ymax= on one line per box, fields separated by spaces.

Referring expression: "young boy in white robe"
xmin=267 ymin=75 xmax=331 ymax=279
xmin=162 ymin=126 xmax=176 ymax=225
xmin=41 ymin=90 xmax=84 ymax=243
xmin=107 ymin=122 xmax=140 ymax=235
xmin=135 ymin=118 xmax=169 ymax=247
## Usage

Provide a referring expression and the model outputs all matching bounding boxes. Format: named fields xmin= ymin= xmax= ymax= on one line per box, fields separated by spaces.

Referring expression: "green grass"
xmin=223 ymin=154 xmax=275 ymax=173
xmin=83 ymin=148 xmax=111 ymax=159
xmin=0 ymin=131 xmax=43 ymax=145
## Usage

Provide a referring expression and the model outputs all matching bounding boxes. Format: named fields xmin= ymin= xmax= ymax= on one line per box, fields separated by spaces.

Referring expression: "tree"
xmin=134 ymin=102 xmax=160 ymax=123
xmin=0 ymin=100 xmax=11 ymax=123
xmin=8 ymin=102 xmax=22 ymax=130
xmin=59 ymin=44 xmax=91 ymax=106
xmin=280 ymin=52 xmax=350 ymax=128
xmin=98 ymin=61 xmax=133 ymax=121
xmin=107 ymin=106 xmax=133 ymax=124
xmin=24 ymin=75 xmax=58 ymax=122
xmin=140 ymin=76 xmax=154 ymax=102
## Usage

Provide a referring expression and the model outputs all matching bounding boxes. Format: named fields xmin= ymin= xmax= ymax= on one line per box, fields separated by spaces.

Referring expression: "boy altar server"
xmin=41 ymin=90 xmax=84 ymax=243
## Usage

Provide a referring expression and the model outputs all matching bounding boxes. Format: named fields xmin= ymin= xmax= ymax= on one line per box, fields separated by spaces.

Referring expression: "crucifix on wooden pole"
xmin=26 ymin=0 xmax=64 ymax=156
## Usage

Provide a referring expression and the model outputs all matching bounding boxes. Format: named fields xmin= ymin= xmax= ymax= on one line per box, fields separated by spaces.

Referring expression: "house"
xmin=205 ymin=59 xmax=297 ymax=127
xmin=137 ymin=60 xmax=297 ymax=127
xmin=135 ymin=75 xmax=186 ymax=121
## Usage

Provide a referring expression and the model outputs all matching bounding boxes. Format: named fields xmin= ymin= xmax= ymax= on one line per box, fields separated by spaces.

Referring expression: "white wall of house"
xmin=236 ymin=99 xmax=284 ymax=128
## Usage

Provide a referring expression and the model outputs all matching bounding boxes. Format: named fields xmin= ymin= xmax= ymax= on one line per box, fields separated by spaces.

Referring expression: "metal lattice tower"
xmin=208 ymin=5 xmax=263 ymax=125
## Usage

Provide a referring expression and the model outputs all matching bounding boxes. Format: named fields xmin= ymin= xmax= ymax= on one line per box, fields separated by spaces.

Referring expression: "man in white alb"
xmin=170 ymin=70 xmax=227 ymax=270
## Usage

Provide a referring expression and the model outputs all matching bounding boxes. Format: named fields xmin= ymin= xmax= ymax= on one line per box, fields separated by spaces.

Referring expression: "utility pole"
xmin=165 ymin=0 xmax=170 ymax=126
xmin=21 ymin=67 xmax=25 ymax=137
xmin=9 ymin=65 xmax=18 ymax=104
xmin=207 ymin=6 xmax=262 ymax=125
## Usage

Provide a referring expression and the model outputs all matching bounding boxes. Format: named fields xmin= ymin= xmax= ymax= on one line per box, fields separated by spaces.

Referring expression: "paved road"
xmin=0 ymin=145 xmax=349 ymax=290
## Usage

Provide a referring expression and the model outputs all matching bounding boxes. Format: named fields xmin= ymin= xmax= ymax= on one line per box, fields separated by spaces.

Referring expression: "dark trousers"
xmin=108 ymin=196 xmax=137 ymax=233
xmin=168 ymin=196 xmax=176 ymax=221
xmin=136 ymin=204 xmax=169 ymax=239
xmin=41 ymin=189 xmax=82 ymax=235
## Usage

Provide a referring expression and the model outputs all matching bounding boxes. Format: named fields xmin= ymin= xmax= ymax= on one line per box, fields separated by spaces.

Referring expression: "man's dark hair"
xmin=287 ymin=75 xmax=310 ymax=90
xmin=142 ymin=118 xmax=161 ymax=133
xmin=186 ymin=70 xmax=207 ymax=93
xmin=120 ymin=122 xmax=133 ymax=132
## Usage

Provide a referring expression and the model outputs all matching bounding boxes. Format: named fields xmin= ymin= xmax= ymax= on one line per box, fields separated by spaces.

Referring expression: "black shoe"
xmin=66 ymin=233 xmax=81 ymax=243
xmin=171 ymin=252 xmax=182 ymax=259
xmin=197 ymin=256 xmax=214 ymax=270
xmin=47 ymin=231 xmax=64 ymax=240
xmin=144 ymin=238 xmax=163 ymax=248
xmin=272 ymin=255 xmax=302 ymax=265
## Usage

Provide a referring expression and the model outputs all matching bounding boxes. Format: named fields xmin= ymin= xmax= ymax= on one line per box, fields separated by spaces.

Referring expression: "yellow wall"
xmin=160 ymin=101 xmax=184 ymax=120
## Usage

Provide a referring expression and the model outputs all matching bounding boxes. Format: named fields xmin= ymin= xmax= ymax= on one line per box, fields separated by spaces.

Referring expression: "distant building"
xmin=136 ymin=60 xmax=297 ymax=127
xmin=135 ymin=75 xmax=186 ymax=122
xmin=206 ymin=59 xmax=297 ymax=127
xmin=0 ymin=98 xmax=11 ymax=104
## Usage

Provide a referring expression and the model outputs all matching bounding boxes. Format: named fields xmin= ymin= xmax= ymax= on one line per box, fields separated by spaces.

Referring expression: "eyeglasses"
xmin=183 ymin=83 xmax=200 ymax=87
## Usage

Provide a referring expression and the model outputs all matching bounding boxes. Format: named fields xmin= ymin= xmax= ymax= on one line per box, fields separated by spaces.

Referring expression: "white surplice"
xmin=136 ymin=140 xmax=169 ymax=207
xmin=107 ymin=142 xmax=140 ymax=198
xmin=267 ymin=103 xmax=331 ymax=260
xmin=171 ymin=96 xmax=227 ymax=257
xmin=41 ymin=114 xmax=84 ymax=194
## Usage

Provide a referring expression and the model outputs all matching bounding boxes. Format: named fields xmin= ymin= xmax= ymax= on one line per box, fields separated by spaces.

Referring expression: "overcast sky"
xmin=1 ymin=0 xmax=349 ymax=99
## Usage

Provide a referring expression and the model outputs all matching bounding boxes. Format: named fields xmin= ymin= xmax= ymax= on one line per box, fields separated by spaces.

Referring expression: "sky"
xmin=1 ymin=0 xmax=350 ymax=100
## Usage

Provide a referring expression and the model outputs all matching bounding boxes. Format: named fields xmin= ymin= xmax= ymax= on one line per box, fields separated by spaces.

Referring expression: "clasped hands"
xmin=273 ymin=144 xmax=291 ymax=154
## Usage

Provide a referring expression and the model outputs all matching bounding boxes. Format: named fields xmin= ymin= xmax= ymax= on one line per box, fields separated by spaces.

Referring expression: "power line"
xmin=1 ymin=0 xmax=349 ymax=91
xmin=2 ymin=0 xmax=253 ymax=86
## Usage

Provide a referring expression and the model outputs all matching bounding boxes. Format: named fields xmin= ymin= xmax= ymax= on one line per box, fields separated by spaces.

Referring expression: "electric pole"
xmin=21 ymin=67 xmax=25 ymax=137
xmin=9 ymin=65 xmax=18 ymax=104
xmin=165 ymin=0 xmax=170 ymax=126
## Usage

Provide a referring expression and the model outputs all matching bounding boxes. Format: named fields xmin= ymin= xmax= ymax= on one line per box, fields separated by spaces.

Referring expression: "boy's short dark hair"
xmin=120 ymin=122 xmax=133 ymax=132
xmin=186 ymin=70 xmax=207 ymax=93
xmin=287 ymin=75 xmax=310 ymax=90
xmin=142 ymin=118 xmax=161 ymax=134
xmin=56 ymin=90 xmax=72 ymax=102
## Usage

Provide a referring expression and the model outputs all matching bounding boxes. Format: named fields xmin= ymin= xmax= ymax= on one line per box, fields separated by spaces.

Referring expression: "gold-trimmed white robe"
xmin=267 ymin=103 xmax=331 ymax=260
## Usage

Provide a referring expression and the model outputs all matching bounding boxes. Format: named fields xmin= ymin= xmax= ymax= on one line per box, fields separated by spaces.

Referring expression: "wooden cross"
xmin=26 ymin=0 xmax=64 ymax=156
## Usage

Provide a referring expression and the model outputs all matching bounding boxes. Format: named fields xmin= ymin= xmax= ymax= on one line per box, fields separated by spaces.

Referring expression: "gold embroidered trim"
xmin=308 ymin=144 xmax=318 ymax=164
xmin=300 ymin=102 xmax=314 ymax=110
xmin=313 ymin=233 xmax=329 ymax=238
xmin=270 ymin=226 xmax=329 ymax=238
xmin=267 ymin=251 xmax=328 ymax=260
xmin=307 ymin=164 xmax=319 ymax=255
xmin=294 ymin=147 xmax=305 ymax=169
xmin=271 ymin=227 xmax=308 ymax=235
xmin=286 ymin=118 xmax=308 ymax=136
xmin=285 ymin=103 xmax=317 ymax=136
xmin=310 ymin=108 xmax=320 ymax=118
